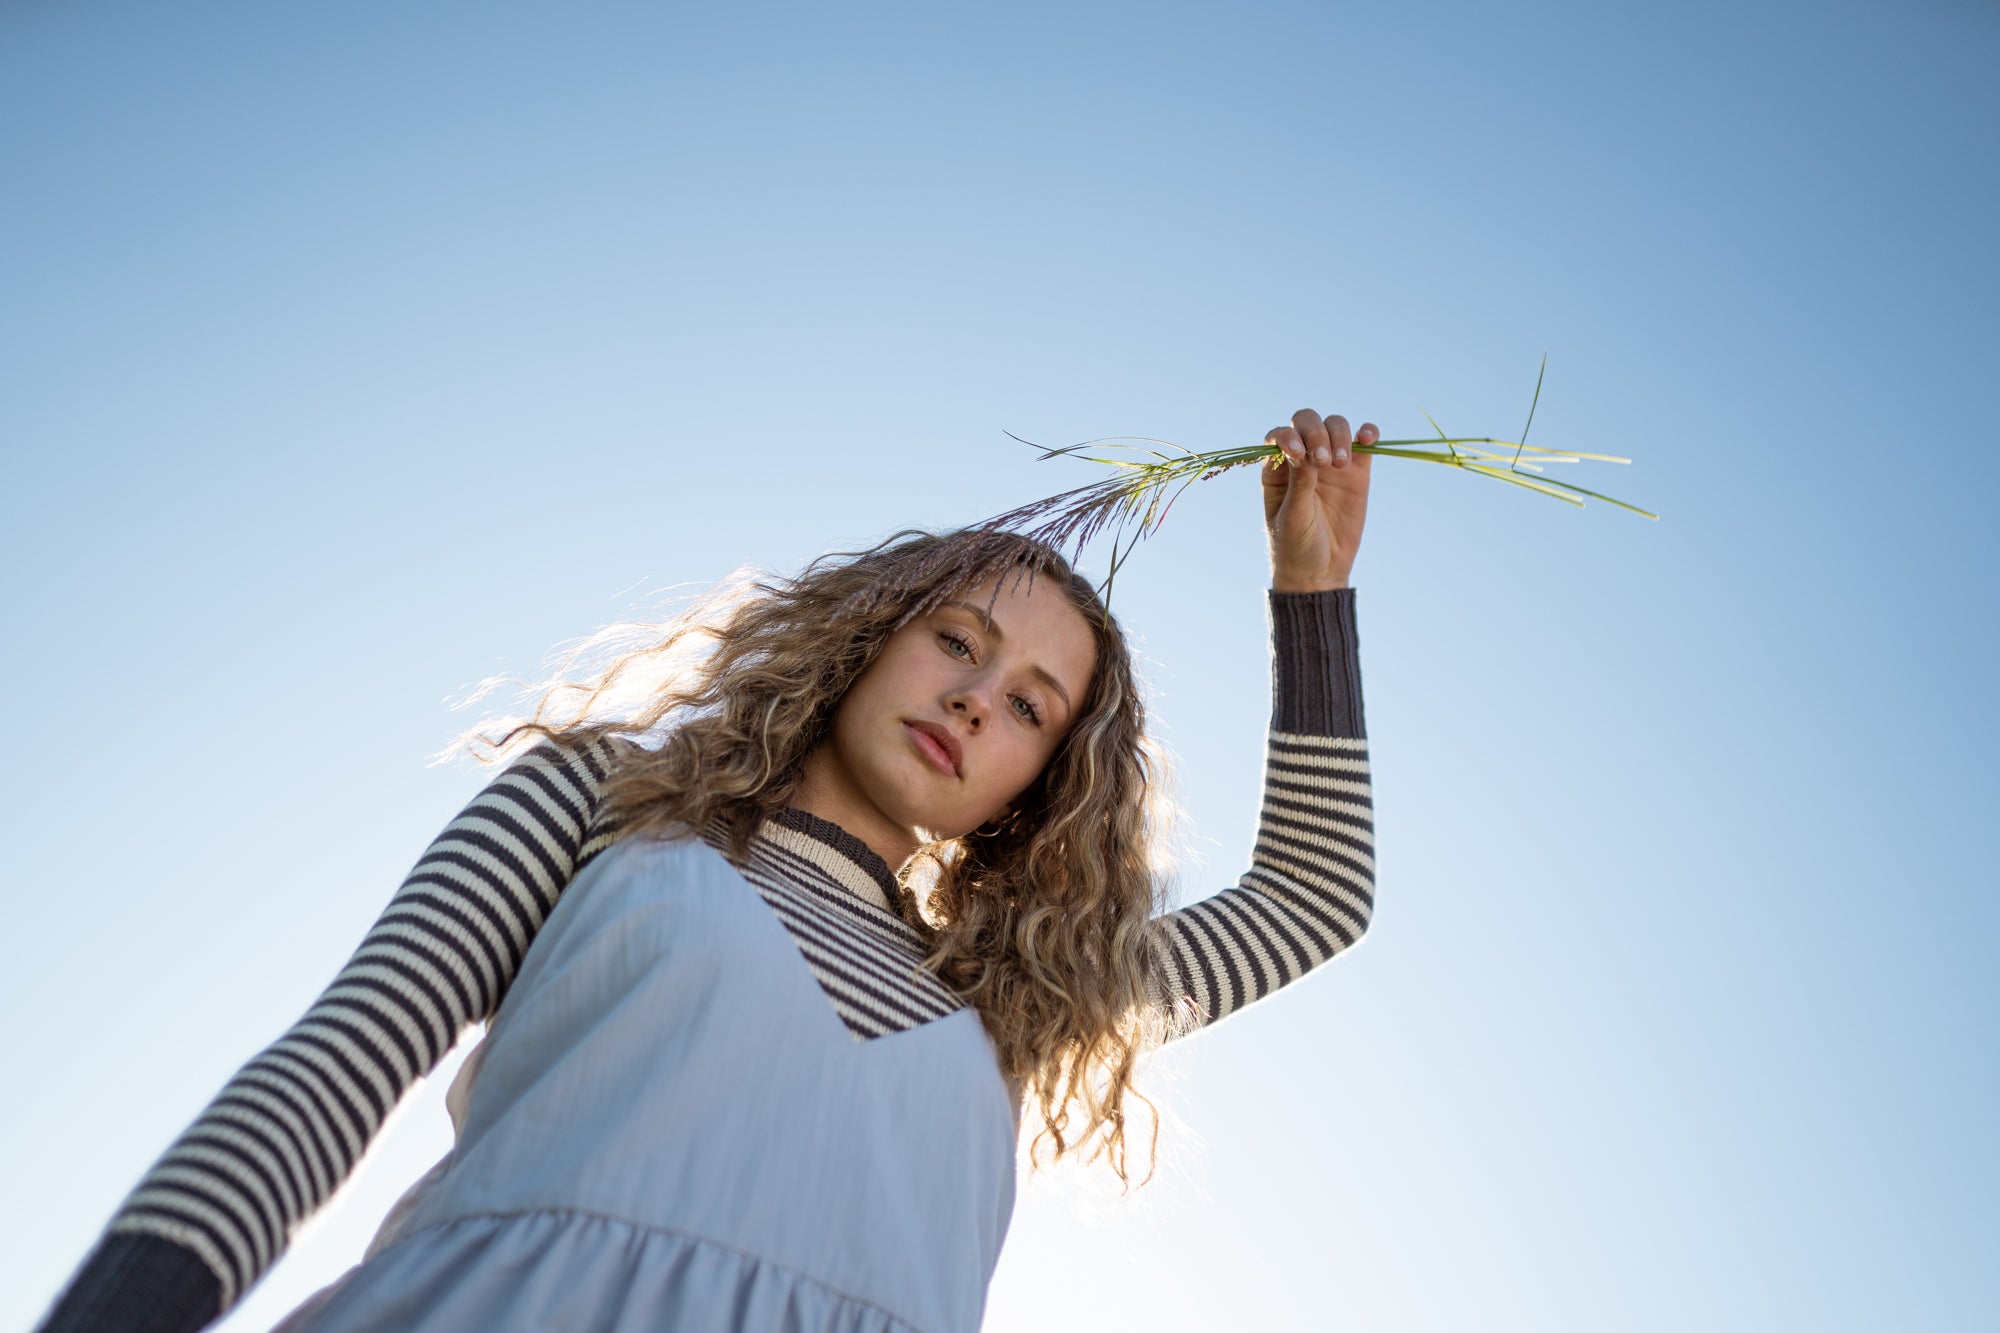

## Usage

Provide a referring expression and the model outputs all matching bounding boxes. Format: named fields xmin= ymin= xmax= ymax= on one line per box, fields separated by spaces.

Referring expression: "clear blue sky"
xmin=4 ymin=2 xmax=1994 ymax=1329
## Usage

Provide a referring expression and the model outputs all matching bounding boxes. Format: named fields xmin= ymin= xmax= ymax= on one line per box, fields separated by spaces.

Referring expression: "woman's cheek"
xmin=1008 ymin=736 xmax=1049 ymax=800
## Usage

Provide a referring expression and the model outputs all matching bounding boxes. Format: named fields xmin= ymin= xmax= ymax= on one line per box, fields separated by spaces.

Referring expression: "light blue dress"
xmin=273 ymin=823 xmax=1020 ymax=1333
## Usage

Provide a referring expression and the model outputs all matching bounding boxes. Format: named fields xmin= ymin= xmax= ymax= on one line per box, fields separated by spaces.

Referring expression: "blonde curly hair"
xmin=463 ymin=528 xmax=1180 ymax=1187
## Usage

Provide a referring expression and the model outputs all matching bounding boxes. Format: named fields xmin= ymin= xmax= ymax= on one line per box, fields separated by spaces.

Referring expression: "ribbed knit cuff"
xmin=1269 ymin=588 xmax=1366 ymax=739
xmin=36 ymin=1233 xmax=222 ymax=1333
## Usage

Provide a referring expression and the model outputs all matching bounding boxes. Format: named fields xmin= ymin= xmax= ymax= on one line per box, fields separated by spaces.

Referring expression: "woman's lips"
xmin=904 ymin=720 xmax=961 ymax=778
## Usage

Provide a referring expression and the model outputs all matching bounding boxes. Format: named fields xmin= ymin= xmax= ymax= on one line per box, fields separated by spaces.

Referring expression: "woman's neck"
xmin=787 ymin=756 xmax=921 ymax=870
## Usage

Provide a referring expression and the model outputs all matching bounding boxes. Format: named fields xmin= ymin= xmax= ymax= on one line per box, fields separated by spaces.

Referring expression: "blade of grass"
xmin=1514 ymin=352 xmax=1548 ymax=471
xmin=1370 ymin=437 xmax=1632 ymax=463
xmin=1460 ymin=463 xmax=1588 ymax=507
xmin=1486 ymin=471 xmax=1661 ymax=520
xmin=1419 ymin=408 xmax=1460 ymax=462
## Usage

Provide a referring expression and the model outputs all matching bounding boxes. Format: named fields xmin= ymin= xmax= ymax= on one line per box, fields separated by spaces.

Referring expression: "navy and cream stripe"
xmin=1148 ymin=731 xmax=1374 ymax=1031
xmin=726 ymin=811 xmax=965 ymax=1040
xmin=96 ymin=737 xmax=623 ymax=1311
xmin=1146 ymin=590 xmax=1375 ymax=1032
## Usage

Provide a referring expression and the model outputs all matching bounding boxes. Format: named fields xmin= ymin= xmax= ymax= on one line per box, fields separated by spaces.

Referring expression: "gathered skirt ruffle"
xmin=271 ymin=1208 xmax=924 ymax=1333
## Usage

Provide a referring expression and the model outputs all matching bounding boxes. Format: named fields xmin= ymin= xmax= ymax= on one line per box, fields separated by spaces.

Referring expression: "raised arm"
xmin=1146 ymin=589 xmax=1373 ymax=1032
xmin=37 ymin=736 xmax=624 ymax=1333
xmin=1147 ymin=408 xmax=1379 ymax=1035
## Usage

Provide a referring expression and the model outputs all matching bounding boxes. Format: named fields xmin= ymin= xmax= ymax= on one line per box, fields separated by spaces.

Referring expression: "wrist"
xmin=1270 ymin=570 xmax=1351 ymax=593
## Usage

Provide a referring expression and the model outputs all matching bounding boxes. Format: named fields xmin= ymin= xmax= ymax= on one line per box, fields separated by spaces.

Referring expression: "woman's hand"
xmin=1262 ymin=408 xmax=1377 ymax=592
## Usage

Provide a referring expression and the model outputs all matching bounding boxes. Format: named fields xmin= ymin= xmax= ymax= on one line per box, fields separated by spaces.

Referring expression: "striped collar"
xmin=757 ymin=807 xmax=901 ymax=912
xmin=733 ymin=809 xmax=965 ymax=1040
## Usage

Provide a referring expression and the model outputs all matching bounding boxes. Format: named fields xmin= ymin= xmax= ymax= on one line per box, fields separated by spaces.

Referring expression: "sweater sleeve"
xmin=35 ymin=736 xmax=625 ymax=1333
xmin=1145 ymin=589 xmax=1375 ymax=1036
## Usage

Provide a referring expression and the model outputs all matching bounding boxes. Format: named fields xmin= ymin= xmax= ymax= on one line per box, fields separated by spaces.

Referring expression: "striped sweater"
xmin=38 ymin=588 xmax=1373 ymax=1333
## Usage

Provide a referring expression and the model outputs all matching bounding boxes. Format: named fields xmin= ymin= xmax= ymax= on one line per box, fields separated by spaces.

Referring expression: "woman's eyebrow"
xmin=943 ymin=599 xmax=1003 ymax=634
xmin=940 ymin=600 xmax=1074 ymax=716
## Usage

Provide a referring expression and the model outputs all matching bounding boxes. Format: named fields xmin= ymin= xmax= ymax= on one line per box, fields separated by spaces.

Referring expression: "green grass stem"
xmin=979 ymin=361 xmax=1656 ymax=593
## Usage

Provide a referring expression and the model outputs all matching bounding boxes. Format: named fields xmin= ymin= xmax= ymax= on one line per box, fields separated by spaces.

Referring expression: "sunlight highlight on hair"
xmin=431 ymin=528 xmax=1191 ymax=1189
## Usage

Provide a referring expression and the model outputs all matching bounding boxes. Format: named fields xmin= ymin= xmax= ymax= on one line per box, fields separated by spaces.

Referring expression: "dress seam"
xmin=375 ymin=1204 xmax=929 ymax=1331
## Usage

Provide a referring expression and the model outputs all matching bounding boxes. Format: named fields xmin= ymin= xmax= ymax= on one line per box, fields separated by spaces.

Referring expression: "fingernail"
xmin=1314 ymin=445 xmax=1332 ymax=465
xmin=1334 ymin=447 xmax=1349 ymax=461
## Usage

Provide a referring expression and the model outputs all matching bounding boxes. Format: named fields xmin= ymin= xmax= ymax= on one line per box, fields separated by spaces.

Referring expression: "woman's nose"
xmin=948 ymin=686 xmax=989 ymax=731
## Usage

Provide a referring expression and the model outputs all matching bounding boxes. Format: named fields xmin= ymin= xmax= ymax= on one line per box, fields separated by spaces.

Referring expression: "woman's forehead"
xmin=950 ymin=571 xmax=1078 ymax=625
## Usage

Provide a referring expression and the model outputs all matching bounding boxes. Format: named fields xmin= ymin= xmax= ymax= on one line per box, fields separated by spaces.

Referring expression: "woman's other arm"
xmin=1147 ymin=589 xmax=1373 ymax=1032
xmin=36 ymin=736 xmax=623 ymax=1333
xmin=1147 ymin=409 xmax=1378 ymax=1035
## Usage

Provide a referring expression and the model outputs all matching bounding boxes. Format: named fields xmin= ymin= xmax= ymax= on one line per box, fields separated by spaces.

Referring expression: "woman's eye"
xmin=940 ymin=631 xmax=975 ymax=660
xmin=1011 ymin=695 xmax=1044 ymax=726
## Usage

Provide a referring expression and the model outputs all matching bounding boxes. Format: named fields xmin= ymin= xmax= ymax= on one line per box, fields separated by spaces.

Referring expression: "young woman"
xmin=40 ymin=410 xmax=1382 ymax=1333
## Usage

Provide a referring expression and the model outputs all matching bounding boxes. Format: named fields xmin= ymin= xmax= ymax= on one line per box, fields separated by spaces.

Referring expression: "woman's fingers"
xmin=1291 ymin=408 xmax=1331 ymax=465
xmin=1265 ymin=424 xmax=1307 ymax=464
xmin=1323 ymin=414 xmax=1351 ymax=462
xmin=1268 ymin=412 xmax=1380 ymax=468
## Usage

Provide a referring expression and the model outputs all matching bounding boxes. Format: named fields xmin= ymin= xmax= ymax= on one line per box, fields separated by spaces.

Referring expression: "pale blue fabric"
xmin=273 ymin=833 xmax=1020 ymax=1333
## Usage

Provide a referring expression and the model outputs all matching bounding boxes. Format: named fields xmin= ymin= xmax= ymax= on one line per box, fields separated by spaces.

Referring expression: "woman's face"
xmin=795 ymin=573 xmax=1099 ymax=867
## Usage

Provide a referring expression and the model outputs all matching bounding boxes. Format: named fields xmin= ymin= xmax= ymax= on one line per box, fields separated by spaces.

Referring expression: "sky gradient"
xmin=4 ymin=2 xmax=1996 ymax=1329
